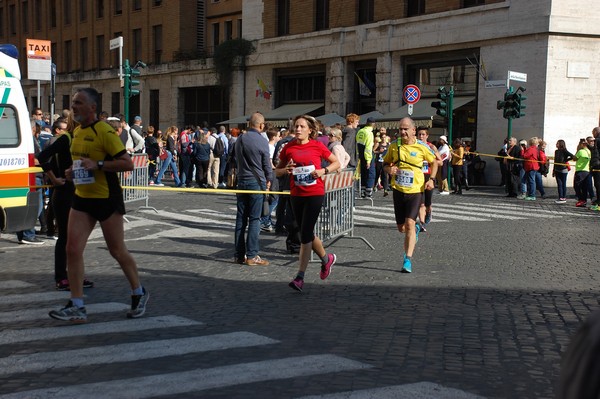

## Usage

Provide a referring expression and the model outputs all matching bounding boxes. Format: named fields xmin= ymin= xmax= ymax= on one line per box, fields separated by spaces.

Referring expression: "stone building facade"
xmin=2 ymin=0 xmax=600 ymax=183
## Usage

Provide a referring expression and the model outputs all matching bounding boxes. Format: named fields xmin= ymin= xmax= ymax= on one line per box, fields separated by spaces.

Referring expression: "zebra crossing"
xmin=353 ymin=200 xmax=598 ymax=225
xmin=0 ymin=280 xmax=483 ymax=398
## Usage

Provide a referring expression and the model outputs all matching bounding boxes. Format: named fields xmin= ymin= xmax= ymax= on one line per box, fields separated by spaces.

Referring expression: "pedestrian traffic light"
xmin=431 ymin=87 xmax=448 ymax=117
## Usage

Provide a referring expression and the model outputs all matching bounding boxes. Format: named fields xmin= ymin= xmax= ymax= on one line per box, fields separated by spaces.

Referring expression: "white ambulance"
xmin=0 ymin=44 xmax=38 ymax=232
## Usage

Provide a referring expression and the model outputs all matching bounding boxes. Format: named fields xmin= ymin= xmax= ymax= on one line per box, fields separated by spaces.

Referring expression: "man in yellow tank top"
xmin=383 ymin=117 xmax=436 ymax=273
xmin=49 ymin=88 xmax=148 ymax=323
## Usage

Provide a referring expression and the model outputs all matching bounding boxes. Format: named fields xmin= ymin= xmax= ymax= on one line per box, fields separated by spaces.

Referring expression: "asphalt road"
xmin=0 ymin=185 xmax=598 ymax=398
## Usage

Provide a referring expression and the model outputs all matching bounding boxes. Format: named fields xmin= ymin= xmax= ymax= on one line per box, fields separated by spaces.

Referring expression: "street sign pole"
xmin=447 ymin=87 xmax=454 ymax=145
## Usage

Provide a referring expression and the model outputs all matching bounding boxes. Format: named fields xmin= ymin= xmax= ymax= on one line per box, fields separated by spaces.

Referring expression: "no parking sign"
xmin=403 ymin=85 xmax=421 ymax=115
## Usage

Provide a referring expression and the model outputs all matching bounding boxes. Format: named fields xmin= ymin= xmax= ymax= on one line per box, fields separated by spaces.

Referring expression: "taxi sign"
xmin=403 ymin=84 xmax=421 ymax=104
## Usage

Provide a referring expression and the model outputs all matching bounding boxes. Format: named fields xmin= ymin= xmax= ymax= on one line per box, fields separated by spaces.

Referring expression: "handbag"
xmin=159 ymin=148 xmax=168 ymax=161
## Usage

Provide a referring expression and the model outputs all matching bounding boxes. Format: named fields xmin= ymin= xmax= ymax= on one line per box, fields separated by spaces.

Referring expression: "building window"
xmin=49 ymin=0 xmax=56 ymax=28
xmin=79 ymin=0 xmax=87 ymax=21
xmin=51 ymin=42 xmax=57 ymax=60
xmin=183 ymin=87 xmax=229 ymax=127
xmin=132 ymin=28 xmax=142 ymax=62
xmin=277 ymin=0 xmax=290 ymax=36
xmin=96 ymin=35 xmax=105 ymax=69
xmin=225 ymin=20 xmax=232 ymax=41
xmin=357 ymin=0 xmax=374 ymax=24
xmin=212 ymin=23 xmax=220 ymax=48
xmin=97 ymin=0 xmax=104 ymax=18
xmin=62 ymin=95 xmax=71 ymax=111
xmin=21 ymin=1 xmax=29 ymax=33
xmin=277 ymin=73 xmax=326 ymax=103
xmin=80 ymin=37 xmax=88 ymax=71
xmin=9 ymin=5 xmax=16 ymax=35
xmin=153 ymin=25 xmax=162 ymax=64
xmin=153 ymin=0 xmax=162 ymax=6
xmin=237 ymin=19 xmax=242 ymax=39
xmin=463 ymin=0 xmax=485 ymax=7
xmin=0 ymin=8 xmax=4 ymax=37
xmin=149 ymin=89 xmax=159 ymax=130
xmin=64 ymin=0 xmax=72 ymax=24
xmin=115 ymin=0 xmax=122 ymax=15
xmin=133 ymin=0 xmax=141 ymax=11
xmin=407 ymin=0 xmax=425 ymax=17
xmin=315 ymin=0 xmax=329 ymax=31
xmin=34 ymin=0 xmax=42 ymax=31
xmin=64 ymin=40 xmax=72 ymax=72
xmin=111 ymin=92 xmax=120 ymax=116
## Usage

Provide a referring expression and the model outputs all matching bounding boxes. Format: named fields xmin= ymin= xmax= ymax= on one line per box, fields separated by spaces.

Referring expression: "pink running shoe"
xmin=289 ymin=278 xmax=304 ymax=292
xmin=320 ymin=253 xmax=336 ymax=280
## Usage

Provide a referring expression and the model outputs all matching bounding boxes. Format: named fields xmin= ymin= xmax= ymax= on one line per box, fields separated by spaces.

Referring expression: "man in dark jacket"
xmin=504 ymin=137 xmax=522 ymax=197
xmin=233 ymin=112 xmax=273 ymax=266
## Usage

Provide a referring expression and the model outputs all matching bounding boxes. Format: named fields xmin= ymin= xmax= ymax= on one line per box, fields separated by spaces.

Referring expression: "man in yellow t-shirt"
xmin=383 ymin=117 xmax=436 ymax=273
xmin=49 ymin=88 xmax=148 ymax=324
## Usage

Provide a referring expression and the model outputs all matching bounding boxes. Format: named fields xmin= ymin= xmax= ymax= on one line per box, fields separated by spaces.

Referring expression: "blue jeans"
xmin=519 ymin=168 xmax=526 ymax=194
xmin=526 ymin=170 xmax=537 ymax=197
xmin=234 ymin=179 xmax=263 ymax=259
xmin=156 ymin=152 xmax=181 ymax=186
xmin=555 ymin=171 xmax=568 ymax=199
xmin=534 ymin=171 xmax=545 ymax=196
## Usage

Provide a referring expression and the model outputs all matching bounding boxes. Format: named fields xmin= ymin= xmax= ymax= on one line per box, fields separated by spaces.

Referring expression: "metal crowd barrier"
xmin=118 ymin=153 xmax=157 ymax=217
xmin=312 ymin=168 xmax=374 ymax=260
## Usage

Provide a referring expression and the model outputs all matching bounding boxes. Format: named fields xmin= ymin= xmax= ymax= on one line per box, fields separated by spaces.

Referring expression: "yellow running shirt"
xmin=383 ymin=140 xmax=435 ymax=194
xmin=70 ymin=121 xmax=127 ymax=198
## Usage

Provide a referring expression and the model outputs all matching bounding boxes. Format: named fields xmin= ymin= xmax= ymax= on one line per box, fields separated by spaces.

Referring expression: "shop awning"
xmin=218 ymin=115 xmax=250 ymax=125
xmin=263 ymin=103 xmax=324 ymax=127
xmin=377 ymin=96 xmax=475 ymax=128
xmin=315 ymin=112 xmax=346 ymax=127
xmin=358 ymin=110 xmax=384 ymax=122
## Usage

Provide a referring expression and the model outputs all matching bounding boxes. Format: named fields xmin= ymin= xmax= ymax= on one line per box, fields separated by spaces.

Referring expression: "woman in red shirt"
xmin=275 ymin=115 xmax=340 ymax=292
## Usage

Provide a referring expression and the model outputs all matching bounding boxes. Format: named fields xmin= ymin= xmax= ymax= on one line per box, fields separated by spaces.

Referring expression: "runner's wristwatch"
xmin=97 ymin=160 xmax=104 ymax=170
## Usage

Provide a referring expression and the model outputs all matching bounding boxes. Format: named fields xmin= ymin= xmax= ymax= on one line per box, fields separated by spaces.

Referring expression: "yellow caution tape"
xmin=0 ymin=166 xmax=44 ymax=174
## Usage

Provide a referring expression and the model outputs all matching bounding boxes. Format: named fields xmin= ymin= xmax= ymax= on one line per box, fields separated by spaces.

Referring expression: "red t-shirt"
xmin=279 ymin=139 xmax=332 ymax=196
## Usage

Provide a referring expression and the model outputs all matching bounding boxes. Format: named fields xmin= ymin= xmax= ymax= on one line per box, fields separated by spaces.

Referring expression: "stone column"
xmin=376 ymin=52 xmax=393 ymax=114
xmin=329 ymin=58 xmax=345 ymax=116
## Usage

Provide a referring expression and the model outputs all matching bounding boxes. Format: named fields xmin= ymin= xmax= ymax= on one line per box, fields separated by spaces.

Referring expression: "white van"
xmin=0 ymin=44 xmax=38 ymax=232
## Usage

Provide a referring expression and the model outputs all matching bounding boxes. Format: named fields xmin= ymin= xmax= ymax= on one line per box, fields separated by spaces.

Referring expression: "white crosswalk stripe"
xmin=0 ymin=280 xmax=486 ymax=398
xmin=0 ymin=315 xmax=202 ymax=345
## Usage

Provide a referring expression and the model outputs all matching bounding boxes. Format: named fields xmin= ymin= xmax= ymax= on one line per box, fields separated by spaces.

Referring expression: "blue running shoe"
xmin=415 ymin=223 xmax=421 ymax=243
xmin=424 ymin=212 xmax=432 ymax=224
xmin=401 ymin=254 xmax=412 ymax=273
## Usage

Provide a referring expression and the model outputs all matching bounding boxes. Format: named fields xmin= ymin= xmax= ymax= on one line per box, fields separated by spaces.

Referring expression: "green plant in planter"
xmin=213 ymin=39 xmax=256 ymax=87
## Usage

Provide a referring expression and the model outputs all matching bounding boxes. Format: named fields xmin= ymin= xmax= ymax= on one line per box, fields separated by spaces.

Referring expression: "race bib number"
xmin=72 ymin=159 xmax=95 ymax=185
xmin=395 ymin=169 xmax=414 ymax=187
xmin=422 ymin=160 xmax=430 ymax=174
xmin=292 ymin=165 xmax=316 ymax=186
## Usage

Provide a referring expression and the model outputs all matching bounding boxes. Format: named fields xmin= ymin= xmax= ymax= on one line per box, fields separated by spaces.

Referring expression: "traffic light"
xmin=498 ymin=86 xmax=526 ymax=120
xmin=514 ymin=92 xmax=527 ymax=118
xmin=431 ymin=87 xmax=448 ymax=117
xmin=128 ymin=67 xmax=140 ymax=97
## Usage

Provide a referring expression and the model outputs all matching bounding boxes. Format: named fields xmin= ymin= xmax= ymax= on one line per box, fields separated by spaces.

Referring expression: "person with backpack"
xmin=144 ymin=126 xmax=160 ymax=185
xmin=217 ymin=126 xmax=229 ymax=188
xmin=193 ymin=130 xmax=211 ymax=188
xmin=178 ymin=126 xmax=195 ymax=187
xmin=207 ymin=127 xmax=222 ymax=189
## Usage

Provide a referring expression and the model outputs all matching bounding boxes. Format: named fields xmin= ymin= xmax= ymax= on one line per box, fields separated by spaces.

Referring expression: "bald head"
xmin=249 ymin=112 xmax=265 ymax=130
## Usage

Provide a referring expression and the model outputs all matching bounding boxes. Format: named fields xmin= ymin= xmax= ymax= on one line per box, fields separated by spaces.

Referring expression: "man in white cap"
xmin=437 ymin=135 xmax=450 ymax=194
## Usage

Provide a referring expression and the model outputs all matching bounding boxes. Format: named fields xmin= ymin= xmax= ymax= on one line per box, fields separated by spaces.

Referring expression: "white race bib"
xmin=395 ymin=169 xmax=414 ymax=187
xmin=292 ymin=165 xmax=317 ymax=186
xmin=72 ymin=159 xmax=95 ymax=185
